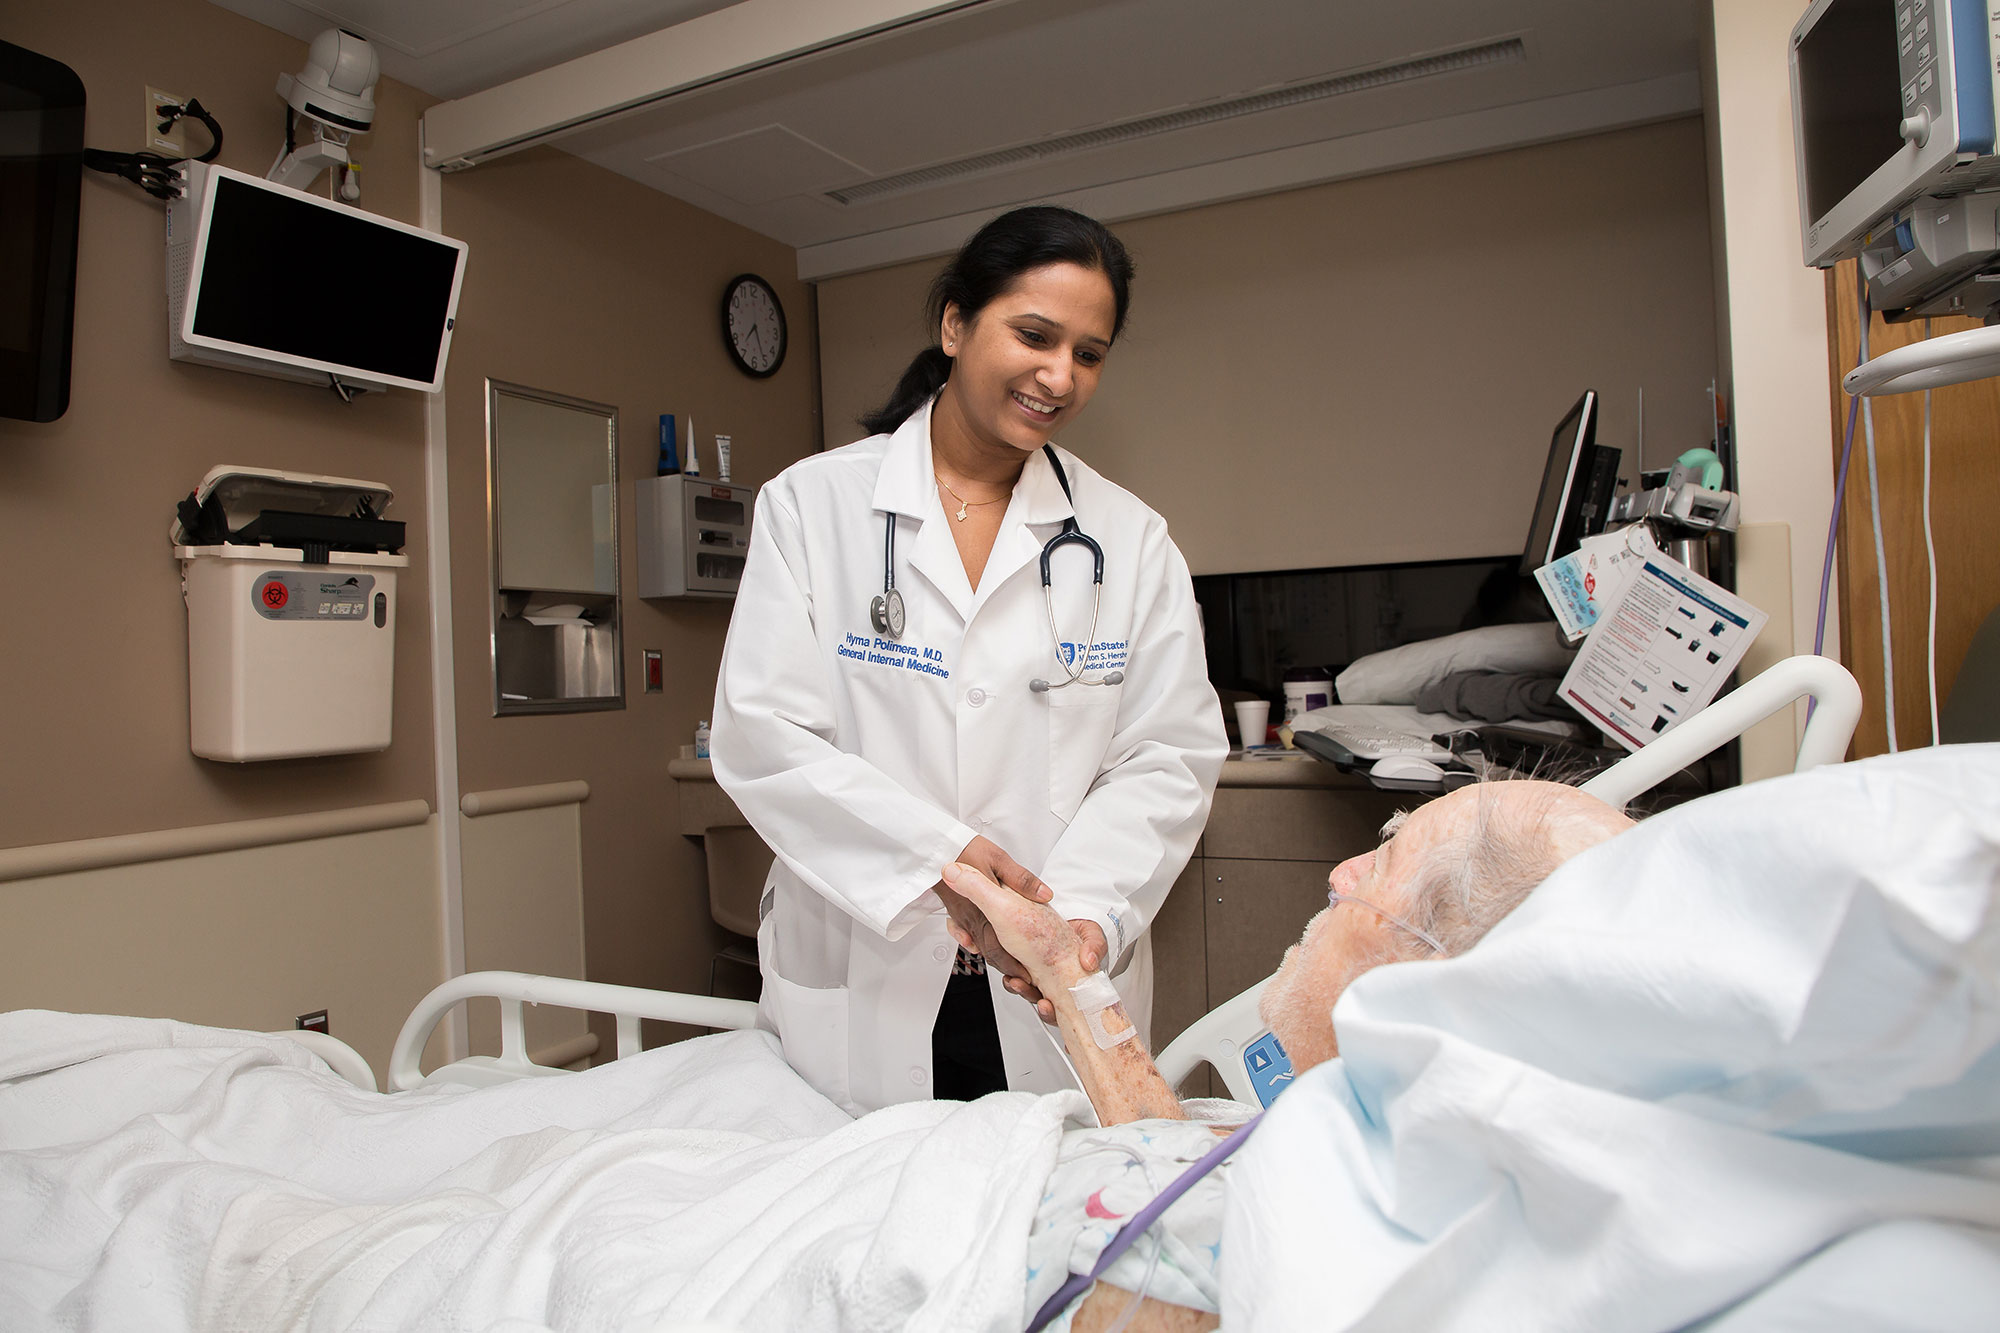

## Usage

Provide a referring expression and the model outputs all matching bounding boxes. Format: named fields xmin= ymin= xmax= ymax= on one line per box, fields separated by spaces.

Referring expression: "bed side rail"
xmin=271 ymin=1028 xmax=379 ymax=1092
xmin=388 ymin=970 xmax=759 ymax=1092
xmin=1155 ymin=979 xmax=1271 ymax=1105
xmin=1578 ymin=654 xmax=1862 ymax=810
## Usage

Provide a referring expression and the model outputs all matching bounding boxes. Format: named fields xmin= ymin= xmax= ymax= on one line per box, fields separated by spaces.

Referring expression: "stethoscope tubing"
xmin=872 ymin=444 xmax=1122 ymax=691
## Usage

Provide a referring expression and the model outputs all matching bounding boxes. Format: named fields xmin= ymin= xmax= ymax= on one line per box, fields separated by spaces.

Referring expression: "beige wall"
xmin=819 ymin=118 xmax=1720 ymax=577
xmin=438 ymin=148 xmax=821 ymax=1008
xmin=1 ymin=0 xmax=821 ymax=1064
xmin=460 ymin=799 xmax=588 ymax=1059
xmin=0 ymin=819 xmax=442 ymax=1077
xmin=0 ymin=0 xmax=438 ymax=849
xmin=0 ymin=0 xmax=449 ymax=1064
xmin=1704 ymin=0 xmax=1839 ymax=774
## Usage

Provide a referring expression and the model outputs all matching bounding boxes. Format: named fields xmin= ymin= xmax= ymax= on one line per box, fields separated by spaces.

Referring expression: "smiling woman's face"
xmin=934 ymin=261 xmax=1117 ymax=461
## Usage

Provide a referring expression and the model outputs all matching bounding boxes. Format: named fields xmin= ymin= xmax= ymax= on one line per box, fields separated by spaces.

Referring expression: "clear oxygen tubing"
xmin=1922 ymin=319 xmax=1941 ymax=746
xmin=1857 ymin=273 xmax=1899 ymax=751
xmin=1101 ymin=1141 xmax=1167 ymax=1333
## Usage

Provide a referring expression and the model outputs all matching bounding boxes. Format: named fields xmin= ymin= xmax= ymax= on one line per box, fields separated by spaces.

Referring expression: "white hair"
xmin=1386 ymin=781 xmax=1622 ymax=962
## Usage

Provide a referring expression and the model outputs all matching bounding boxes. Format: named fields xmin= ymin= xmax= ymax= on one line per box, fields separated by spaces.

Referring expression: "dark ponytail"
xmin=858 ymin=205 xmax=1135 ymax=436
xmin=859 ymin=347 xmax=953 ymax=437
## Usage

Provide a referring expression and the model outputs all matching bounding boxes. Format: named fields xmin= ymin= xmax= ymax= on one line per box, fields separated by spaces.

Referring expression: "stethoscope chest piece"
xmin=870 ymin=510 xmax=907 ymax=639
xmin=870 ymin=587 xmax=905 ymax=638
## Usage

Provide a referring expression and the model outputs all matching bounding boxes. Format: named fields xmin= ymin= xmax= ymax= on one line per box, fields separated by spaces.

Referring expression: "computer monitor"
xmin=1519 ymin=390 xmax=1618 ymax=575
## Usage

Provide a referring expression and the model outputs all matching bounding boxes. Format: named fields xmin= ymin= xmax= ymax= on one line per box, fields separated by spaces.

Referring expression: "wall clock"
xmin=722 ymin=273 xmax=786 ymax=378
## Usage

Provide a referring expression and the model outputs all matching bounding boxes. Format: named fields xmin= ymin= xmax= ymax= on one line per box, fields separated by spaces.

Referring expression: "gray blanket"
xmin=1414 ymin=669 xmax=1572 ymax=723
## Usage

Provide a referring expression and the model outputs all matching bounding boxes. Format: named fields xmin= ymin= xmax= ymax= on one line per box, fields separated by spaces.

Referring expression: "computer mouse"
xmin=1369 ymin=754 xmax=1446 ymax=783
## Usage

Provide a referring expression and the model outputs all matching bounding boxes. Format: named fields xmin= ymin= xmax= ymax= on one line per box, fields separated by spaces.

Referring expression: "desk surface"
xmin=668 ymin=755 xmax=1366 ymax=790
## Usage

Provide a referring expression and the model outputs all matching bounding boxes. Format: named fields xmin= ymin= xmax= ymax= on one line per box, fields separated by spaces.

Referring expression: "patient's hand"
xmin=933 ymin=835 xmax=1061 ymax=994
xmin=943 ymin=861 xmax=1092 ymax=1020
xmin=944 ymin=861 xmax=1183 ymax=1124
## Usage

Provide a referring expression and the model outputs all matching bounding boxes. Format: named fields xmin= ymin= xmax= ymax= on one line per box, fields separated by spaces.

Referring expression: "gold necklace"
xmin=935 ymin=472 xmax=1009 ymax=522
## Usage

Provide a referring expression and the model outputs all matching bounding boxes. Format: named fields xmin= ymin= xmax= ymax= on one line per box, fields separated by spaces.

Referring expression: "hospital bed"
xmin=1155 ymin=653 xmax=1865 ymax=1103
xmin=22 ymin=653 xmax=1972 ymax=1333
xmin=281 ymin=655 xmax=1864 ymax=1106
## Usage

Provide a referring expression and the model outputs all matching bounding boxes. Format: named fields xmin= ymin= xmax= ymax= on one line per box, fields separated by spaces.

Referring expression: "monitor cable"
xmin=154 ymin=97 xmax=223 ymax=163
xmin=81 ymin=97 xmax=222 ymax=201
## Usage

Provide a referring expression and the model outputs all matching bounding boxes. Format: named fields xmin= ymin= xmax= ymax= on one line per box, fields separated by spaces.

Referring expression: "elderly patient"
xmin=944 ymin=778 xmax=1633 ymax=1331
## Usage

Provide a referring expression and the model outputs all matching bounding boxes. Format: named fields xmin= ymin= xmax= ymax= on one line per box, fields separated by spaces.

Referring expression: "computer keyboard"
xmin=1292 ymin=720 xmax=1454 ymax=764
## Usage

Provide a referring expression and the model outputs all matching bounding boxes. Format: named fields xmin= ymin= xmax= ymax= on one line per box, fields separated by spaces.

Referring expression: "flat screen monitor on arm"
xmin=1519 ymin=390 xmax=1619 ymax=576
xmin=167 ymin=162 xmax=466 ymax=394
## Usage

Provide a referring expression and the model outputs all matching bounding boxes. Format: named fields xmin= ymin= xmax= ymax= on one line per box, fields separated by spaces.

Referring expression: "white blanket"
xmin=0 ymin=1020 xmax=1090 ymax=1332
xmin=1225 ymin=744 xmax=2000 ymax=1331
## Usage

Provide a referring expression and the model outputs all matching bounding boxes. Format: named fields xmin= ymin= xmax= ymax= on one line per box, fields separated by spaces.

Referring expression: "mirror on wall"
xmin=486 ymin=379 xmax=623 ymax=714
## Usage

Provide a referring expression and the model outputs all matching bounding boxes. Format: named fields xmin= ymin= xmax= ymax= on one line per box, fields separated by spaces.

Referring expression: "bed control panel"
xmin=1243 ymin=1031 xmax=1295 ymax=1107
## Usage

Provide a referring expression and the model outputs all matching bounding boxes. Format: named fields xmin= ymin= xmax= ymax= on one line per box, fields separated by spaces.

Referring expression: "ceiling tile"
xmin=645 ymin=125 xmax=868 ymax=205
xmin=285 ymin=0 xmax=576 ymax=58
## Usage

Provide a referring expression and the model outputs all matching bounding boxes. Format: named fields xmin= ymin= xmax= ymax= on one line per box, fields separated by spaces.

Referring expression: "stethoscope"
xmin=869 ymin=444 xmax=1125 ymax=693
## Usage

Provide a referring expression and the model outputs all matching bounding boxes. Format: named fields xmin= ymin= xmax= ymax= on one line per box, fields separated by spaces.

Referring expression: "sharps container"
xmin=172 ymin=465 xmax=408 ymax=761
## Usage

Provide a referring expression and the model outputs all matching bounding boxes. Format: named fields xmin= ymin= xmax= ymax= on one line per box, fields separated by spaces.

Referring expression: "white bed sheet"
xmin=0 ymin=1019 xmax=1090 ymax=1332
xmin=1225 ymin=743 xmax=2000 ymax=1331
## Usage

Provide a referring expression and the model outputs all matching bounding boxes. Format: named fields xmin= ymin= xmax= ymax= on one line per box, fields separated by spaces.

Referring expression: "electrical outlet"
xmin=145 ymin=86 xmax=189 ymax=157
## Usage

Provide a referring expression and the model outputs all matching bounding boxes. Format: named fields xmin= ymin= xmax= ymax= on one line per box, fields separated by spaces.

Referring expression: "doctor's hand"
xmin=951 ymin=835 xmax=1053 ymax=907
xmin=942 ymin=861 xmax=1109 ymax=1022
xmin=951 ymin=835 xmax=1105 ymax=972
xmin=931 ymin=835 xmax=1054 ymax=995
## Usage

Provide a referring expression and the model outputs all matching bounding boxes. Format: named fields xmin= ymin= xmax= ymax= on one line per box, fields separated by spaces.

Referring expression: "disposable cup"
xmin=1233 ymin=699 xmax=1271 ymax=749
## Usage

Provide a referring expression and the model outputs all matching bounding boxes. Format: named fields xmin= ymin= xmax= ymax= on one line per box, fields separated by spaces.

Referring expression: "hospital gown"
xmin=1025 ymin=1106 xmax=1249 ymax=1329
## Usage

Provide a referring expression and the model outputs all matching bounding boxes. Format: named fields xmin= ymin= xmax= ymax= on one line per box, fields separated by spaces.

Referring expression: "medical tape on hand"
xmin=1069 ymin=971 xmax=1136 ymax=1050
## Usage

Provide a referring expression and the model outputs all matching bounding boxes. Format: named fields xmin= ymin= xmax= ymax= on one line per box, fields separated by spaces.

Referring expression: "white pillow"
xmin=1334 ymin=622 xmax=1574 ymax=705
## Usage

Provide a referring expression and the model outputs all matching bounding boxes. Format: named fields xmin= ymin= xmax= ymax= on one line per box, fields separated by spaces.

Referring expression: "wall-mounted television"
xmin=0 ymin=40 xmax=85 ymax=423
xmin=167 ymin=161 xmax=468 ymax=394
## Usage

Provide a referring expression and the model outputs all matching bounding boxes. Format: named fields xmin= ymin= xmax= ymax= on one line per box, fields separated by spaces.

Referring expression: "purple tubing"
xmin=1024 ymin=1111 xmax=1265 ymax=1332
xmin=1808 ymin=274 xmax=1869 ymax=727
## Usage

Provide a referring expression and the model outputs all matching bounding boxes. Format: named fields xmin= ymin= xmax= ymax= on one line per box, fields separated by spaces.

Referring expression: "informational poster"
xmin=1557 ymin=550 xmax=1768 ymax=752
xmin=1534 ymin=526 xmax=1658 ymax=643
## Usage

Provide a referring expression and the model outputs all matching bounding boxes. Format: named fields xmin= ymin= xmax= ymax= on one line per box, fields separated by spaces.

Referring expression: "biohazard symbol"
xmin=261 ymin=581 xmax=289 ymax=610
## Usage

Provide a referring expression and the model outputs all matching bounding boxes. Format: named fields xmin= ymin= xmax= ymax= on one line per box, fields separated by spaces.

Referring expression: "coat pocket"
xmin=1046 ymin=684 xmax=1121 ymax=822
xmin=761 ymin=970 xmax=852 ymax=1111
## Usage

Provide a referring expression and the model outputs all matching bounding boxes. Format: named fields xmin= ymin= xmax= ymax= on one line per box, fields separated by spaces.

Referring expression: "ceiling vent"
xmin=825 ymin=36 xmax=1526 ymax=207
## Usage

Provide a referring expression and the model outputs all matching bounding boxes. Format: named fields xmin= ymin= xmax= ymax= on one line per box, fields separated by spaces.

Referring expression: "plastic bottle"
xmin=657 ymin=414 xmax=679 ymax=475
xmin=694 ymin=719 xmax=711 ymax=759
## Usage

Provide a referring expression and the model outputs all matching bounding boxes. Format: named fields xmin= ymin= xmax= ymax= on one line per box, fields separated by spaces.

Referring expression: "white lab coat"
xmin=710 ymin=399 xmax=1226 ymax=1115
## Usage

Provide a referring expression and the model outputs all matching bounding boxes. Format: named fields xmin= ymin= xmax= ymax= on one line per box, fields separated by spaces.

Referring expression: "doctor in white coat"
xmin=712 ymin=207 xmax=1225 ymax=1115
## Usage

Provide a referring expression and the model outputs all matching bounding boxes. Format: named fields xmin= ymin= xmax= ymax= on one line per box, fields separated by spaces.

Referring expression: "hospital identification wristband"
xmin=1069 ymin=971 xmax=1136 ymax=1050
